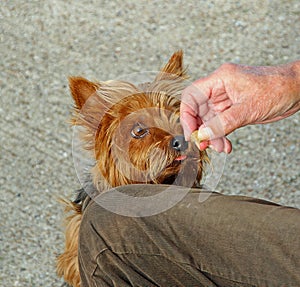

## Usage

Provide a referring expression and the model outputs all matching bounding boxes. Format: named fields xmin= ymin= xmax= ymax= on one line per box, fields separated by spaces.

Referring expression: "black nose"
xmin=171 ymin=135 xmax=188 ymax=152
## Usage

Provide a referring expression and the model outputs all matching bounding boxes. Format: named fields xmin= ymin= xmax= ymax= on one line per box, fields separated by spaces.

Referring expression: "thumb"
xmin=198 ymin=104 xmax=247 ymax=140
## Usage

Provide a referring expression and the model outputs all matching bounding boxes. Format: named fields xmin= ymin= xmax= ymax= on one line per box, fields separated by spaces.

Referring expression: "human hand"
xmin=180 ymin=61 xmax=300 ymax=153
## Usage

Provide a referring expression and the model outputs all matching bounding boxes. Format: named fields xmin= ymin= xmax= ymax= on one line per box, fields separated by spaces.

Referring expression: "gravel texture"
xmin=1 ymin=1 xmax=299 ymax=286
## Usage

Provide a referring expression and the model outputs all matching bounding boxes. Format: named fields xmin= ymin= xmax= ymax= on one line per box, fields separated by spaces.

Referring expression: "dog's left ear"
xmin=159 ymin=50 xmax=187 ymax=79
xmin=69 ymin=77 xmax=100 ymax=110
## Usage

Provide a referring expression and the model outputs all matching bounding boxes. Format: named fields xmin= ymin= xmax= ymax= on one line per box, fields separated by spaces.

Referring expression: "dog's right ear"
xmin=69 ymin=77 xmax=100 ymax=110
xmin=159 ymin=50 xmax=188 ymax=79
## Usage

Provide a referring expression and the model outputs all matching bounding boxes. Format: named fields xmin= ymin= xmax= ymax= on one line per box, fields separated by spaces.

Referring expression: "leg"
xmin=78 ymin=185 xmax=300 ymax=287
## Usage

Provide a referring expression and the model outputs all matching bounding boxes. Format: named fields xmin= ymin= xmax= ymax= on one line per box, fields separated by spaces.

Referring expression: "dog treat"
xmin=191 ymin=127 xmax=214 ymax=148
xmin=190 ymin=130 xmax=202 ymax=147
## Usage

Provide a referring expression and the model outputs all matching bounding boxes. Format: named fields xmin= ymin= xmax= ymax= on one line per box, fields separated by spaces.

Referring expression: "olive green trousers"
xmin=78 ymin=185 xmax=300 ymax=287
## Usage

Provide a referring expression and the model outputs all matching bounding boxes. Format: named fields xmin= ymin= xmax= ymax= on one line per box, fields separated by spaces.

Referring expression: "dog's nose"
xmin=171 ymin=135 xmax=188 ymax=152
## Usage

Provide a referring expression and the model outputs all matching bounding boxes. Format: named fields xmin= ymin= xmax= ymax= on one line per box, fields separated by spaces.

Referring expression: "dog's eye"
xmin=131 ymin=123 xmax=149 ymax=139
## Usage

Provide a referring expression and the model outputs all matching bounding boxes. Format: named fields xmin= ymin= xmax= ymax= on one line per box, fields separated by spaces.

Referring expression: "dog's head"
xmin=70 ymin=51 xmax=208 ymax=191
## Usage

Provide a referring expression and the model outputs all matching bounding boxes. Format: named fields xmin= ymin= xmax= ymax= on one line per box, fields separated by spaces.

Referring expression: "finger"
xmin=180 ymin=83 xmax=211 ymax=139
xmin=180 ymin=109 xmax=198 ymax=140
xmin=199 ymin=140 xmax=209 ymax=151
xmin=209 ymin=138 xmax=224 ymax=153
xmin=197 ymin=136 xmax=232 ymax=153
xmin=209 ymin=137 xmax=232 ymax=154
xmin=182 ymin=82 xmax=211 ymax=107
xmin=208 ymin=97 xmax=232 ymax=113
xmin=180 ymin=102 xmax=207 ymax=140
xmin=224 ymin=137 xmax=232 ymax=154
xmin=201 ymin=105 xmax=216 ymax=123
xmin=198 ymin=104 xmax=248 ymax=140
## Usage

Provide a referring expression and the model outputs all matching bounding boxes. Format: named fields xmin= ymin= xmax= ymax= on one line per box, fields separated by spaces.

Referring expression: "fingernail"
xmin=198 ymin=127 xmax=214 ymax=141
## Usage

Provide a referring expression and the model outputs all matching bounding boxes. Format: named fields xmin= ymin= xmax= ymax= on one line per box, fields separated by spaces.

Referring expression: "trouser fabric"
xmin=78 ymin=185 xmax=300 ymax=287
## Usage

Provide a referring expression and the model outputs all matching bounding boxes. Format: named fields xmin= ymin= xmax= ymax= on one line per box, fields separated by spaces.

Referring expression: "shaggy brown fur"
xmin=57 ymin=51 xmax=208 ymax=286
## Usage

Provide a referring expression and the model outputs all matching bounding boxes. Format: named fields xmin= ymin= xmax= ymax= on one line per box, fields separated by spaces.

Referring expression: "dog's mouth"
xmin=172 ymin=152 xmax=200 ymax=165
xmin=174 ymin=154 xmax=187 ymax=161
xmin=173 ymin=154 xmax=200 ymax=166
xmin=159 ymin=152 xmax=202 ymax=186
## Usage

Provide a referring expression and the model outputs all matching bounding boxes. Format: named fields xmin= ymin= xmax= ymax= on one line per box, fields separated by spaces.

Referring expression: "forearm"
xmin=255 ymin=60 xmax=300 ymax=123
xmin=284 ymin=60 xmax=300 ymax=116
xmin=290 ymin=60 xmax=300 ymax=101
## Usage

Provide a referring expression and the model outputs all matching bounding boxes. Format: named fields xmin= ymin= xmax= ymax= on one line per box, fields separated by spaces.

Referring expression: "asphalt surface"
xmin=1 ymin=1 xmax=299 ymax=286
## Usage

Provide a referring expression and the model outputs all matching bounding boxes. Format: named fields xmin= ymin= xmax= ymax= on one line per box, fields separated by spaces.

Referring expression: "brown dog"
xmin=57 ymin=51 xmax=208 ymax=287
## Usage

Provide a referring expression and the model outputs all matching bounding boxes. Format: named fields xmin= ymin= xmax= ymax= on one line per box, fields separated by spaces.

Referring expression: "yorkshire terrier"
xmin=57 ymin=51 xmax=208 ymax=287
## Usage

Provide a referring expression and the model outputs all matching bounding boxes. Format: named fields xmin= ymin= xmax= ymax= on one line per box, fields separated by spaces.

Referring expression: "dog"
xmin=57 ymin=51 xmax=208 ymax=287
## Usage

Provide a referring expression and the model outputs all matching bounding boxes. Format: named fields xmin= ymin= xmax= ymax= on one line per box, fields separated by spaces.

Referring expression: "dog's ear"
xmin=69 ymin=77 xmax=100 ymax=110
xmin=159 ymin=50 xmax=187 ymax=79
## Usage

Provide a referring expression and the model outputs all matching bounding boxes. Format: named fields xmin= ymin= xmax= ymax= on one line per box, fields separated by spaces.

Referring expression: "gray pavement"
xmin=1 ymin=1 xmax=299 ymax=286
